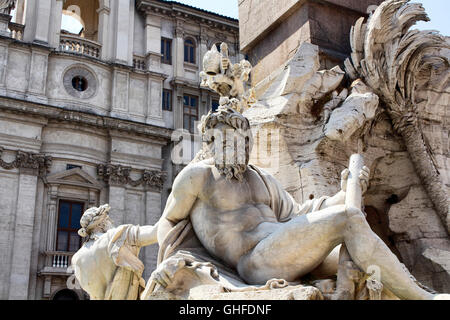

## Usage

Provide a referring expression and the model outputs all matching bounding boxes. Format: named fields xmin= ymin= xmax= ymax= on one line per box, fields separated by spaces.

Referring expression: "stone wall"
xmin=239 ymin=0 xmax=384 ymax=85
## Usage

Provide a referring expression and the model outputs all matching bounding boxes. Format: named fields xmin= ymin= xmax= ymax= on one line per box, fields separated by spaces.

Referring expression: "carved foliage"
xmin=0 ymin=147 xmax=52 ymax=177
xmin=97 ymin=164 xmax=165 ymax=190
xmin=345 ymin=0 xmax=450 ymax=232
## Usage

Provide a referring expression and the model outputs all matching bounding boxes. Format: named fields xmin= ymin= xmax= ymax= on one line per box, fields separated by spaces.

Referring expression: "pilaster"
xmin=33 ymin=0 xmax=52 ymax=44
xmin=26 ymin=47 xmax=49 ymax=104
xmin=146 ymin=76 xmax=164 ymax=126
xmin=143 ymin=189 xmax=161 ymax=279
xmin=48 ymin=0 xmax=64 ymax=48
xmin=97 ymin=1 xmax=111 ymax=60
xmin=174 ymin=19 xmax=185 ymax=78
xmin=8 ymin=168 xmax=39 ymax=299
xmin=45 ymin=185 xmax=58 ymax=252
xmin=113 ymin=0 xmax=131 ymax=65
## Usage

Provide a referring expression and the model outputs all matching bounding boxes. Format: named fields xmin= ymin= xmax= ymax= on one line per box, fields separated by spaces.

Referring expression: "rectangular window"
xmin=161 ymin=38 xmax=172 ymax=65
xmin=183 ymin=95 xmax=198 ymax=133
xmin=212 ymin=99 xmax=219 ymax=112
xmin=162 ymin=89 xmax=172 ymax=111
xmin=66 ymin=164 xmax=82 ymax=170
xmin=184 ymin=39 xmax=196 ymax=64
xmin=56 ymin=200 xmax=84 ymax=252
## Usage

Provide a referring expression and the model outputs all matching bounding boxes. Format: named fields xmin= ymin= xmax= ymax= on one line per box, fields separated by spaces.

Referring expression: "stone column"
xmin=8 ymin=168 xmax=39 ymax=300
xmin=45 ymin=185 xmax=58 ymax=252
xmin=97 ymin=1 xmax=111 ymax=61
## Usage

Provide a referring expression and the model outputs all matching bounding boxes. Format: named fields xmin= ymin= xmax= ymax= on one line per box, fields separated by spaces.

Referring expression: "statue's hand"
xmin=152 ymin=257 xmax=186 ymax=288
xmin=221 ymin=58 xmax=229 ymax=71
xmin=340 ymin=166 xmax=370 ymax=195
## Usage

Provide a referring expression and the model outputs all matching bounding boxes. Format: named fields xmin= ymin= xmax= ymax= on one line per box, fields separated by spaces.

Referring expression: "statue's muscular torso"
xmin=184 ymin=160 xmax=282 ymax=268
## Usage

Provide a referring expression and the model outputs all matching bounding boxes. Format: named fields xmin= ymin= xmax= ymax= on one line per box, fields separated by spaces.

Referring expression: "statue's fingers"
xmin=360 ymin=180 xmax=368 ymax=193
xmin=176 ymin=258 xmax=186 ymax=269
xmin=360 ymin=170 xmax=369 ymax=180
xmin=361 ymin=166 xmax=370 ymax=176
xmin=160 ymin=271 xmax=172 ymax=286
xmin=154 ymin=274 xmax=167 ymax=288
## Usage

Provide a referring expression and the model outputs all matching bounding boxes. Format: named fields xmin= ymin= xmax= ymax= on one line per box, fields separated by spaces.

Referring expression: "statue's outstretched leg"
xmin=237 ymin=205 xmax=436 ymax=300
xmin=343 ymin=206 xmax=434 ymax=300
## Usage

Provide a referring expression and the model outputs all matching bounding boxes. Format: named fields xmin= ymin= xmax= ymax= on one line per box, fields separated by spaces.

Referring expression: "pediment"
xmin=46 ymin=168 xmax=102 ymax=190
xmin=62 ymin=174 xmax=90 ymax=183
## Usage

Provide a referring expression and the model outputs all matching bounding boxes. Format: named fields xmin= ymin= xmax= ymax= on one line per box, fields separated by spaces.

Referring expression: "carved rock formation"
xmin=345 ymin=0 xmax=450 ymax=233
xmin=244 ymin=0 xmax=450 ymax=293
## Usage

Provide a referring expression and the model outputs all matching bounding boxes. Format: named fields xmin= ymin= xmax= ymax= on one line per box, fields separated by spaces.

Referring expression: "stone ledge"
xmin=0 ymin=96 xmax=172 ymax=142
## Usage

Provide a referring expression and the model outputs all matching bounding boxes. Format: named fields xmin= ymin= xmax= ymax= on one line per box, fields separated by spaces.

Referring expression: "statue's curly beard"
xmin=215 ymin=162 xmax=248 ymax=182
xmin=194 ymin=139 xmax=251 ymax=182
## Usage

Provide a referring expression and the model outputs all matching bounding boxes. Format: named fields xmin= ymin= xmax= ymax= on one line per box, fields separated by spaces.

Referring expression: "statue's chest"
xmin=203 ymin=169 xmax=270 ymax=210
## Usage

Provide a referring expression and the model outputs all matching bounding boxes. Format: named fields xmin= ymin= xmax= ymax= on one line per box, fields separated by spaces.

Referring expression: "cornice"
xmin=0 ymin=96 xmax=172 ymax=143
xmin=136 ymin=0 xmax=239 ymax=35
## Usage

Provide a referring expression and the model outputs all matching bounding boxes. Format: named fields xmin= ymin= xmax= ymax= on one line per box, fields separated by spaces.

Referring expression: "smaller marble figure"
xmin=72 ymin=204 xmax=157 ymax=300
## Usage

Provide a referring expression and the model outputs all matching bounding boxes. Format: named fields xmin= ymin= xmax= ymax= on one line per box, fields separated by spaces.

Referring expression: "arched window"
xmin=184 ymin=38 xmax=196 ymax=64
xmin=52 ymin=289 xmax=79 ymax=300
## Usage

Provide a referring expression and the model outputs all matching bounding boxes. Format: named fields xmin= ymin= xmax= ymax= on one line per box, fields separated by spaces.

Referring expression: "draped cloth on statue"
xmin=142 ymin=165 xmax=328 ymax=299
xmin=104 ymin=224 xmax=146 ymax=300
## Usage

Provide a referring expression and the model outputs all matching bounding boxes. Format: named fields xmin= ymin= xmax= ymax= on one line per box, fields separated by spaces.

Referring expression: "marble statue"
xmin=200 ymin=42 xmax=255 ymax=112
xmin=71 ymin=204 xmax=158 ymax=299
xmin=138 ymin=42 xmax=448 ymax=300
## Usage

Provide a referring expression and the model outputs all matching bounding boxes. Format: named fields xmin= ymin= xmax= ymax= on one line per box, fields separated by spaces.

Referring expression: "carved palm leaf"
xmin=345 ymin=0 xmax=450 ymax=233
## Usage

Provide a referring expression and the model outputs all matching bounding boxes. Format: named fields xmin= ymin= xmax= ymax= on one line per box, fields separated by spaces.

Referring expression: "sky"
xmin=11 ymin=0 xmax=446 ymax=37
xmin=168 ymin=0 xmax=239 ymax=20
xmin=170 ymin=0 xmax=449 ymax=36
xmin=415 ymin=0 xmax=450 ymax=35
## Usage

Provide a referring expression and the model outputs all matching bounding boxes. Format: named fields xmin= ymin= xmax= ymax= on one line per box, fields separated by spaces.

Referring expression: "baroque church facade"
xmin=0 ymin=0 xmax=240 ymax=300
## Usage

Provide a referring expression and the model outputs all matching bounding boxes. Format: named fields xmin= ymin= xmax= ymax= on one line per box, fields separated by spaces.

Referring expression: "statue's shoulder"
xmin=176 ymin=159 xmax=214 ymax=181
xmin=248 ymin=164 xmax=275 ymax=180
